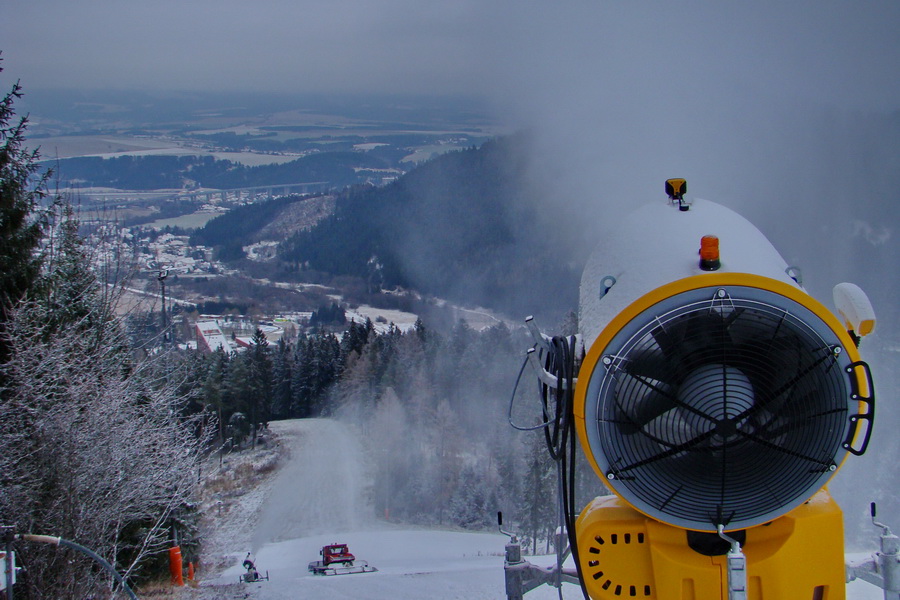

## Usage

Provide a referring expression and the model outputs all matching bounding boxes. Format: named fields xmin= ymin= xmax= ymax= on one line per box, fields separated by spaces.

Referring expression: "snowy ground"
xmin=184 ymin=419 xmax=887 ymax=600
xmin=207 ymin=529 xmax=573 ymax=600
xmin=344 ymin=302 xmax=510 ymax=334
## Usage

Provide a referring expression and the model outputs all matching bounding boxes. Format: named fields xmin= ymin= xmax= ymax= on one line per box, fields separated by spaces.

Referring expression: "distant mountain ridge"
xmin=53 ymin=152 xmax=385 ymax=191
xmin=193 ymin=135 xmax=582 ymax=319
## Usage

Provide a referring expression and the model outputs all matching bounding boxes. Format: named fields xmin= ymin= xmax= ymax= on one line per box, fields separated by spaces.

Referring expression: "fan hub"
xmin=714 ymin=418 xmax=737 ymax=438
xmin=677 ymin=363 xmax=754 ymax=421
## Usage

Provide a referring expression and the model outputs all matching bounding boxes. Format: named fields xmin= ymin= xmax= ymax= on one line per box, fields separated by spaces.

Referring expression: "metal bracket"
xmin=504 ymin=537 xmax=580 ymax=599
xmin=846 ymin=503 xmax=900 ymax=598
xmin=505 ymin=559 xmax=581 ymax=600
xmin=499 ymin=512 xmax=580 ymax=600
xmin=718 ymin=525 xmax=747 ymax=600
xmin=522 ymin=316 xmax=579 ymax=391
xmin=525 ymin=316 xmax=551 ymax=353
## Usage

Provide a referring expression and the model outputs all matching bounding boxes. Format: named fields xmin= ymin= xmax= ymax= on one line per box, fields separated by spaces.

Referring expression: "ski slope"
xmin=194 ymin=419 xmax=887 ymax=600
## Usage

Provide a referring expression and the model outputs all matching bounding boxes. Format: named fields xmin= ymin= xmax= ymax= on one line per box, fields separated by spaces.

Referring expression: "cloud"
xmin=1 ymin=0 xmax=497 ymax=94
xmin=852 ymin=220 xmax=891 ymax=246
xmin=4 ymin=1 xmax=895 ymax=107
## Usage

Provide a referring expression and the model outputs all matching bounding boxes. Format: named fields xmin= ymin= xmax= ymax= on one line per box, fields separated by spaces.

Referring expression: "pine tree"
xmin=203 ymin=348 xmax=228 ymax=443
xmin=0 ymin=59 xmax=55 ymax=364
xmin=290 ymin=335 xmax=315 ymax=417
xmin=522 ymin=426 xmax=557 ymax=554
xmin=312 ymin=332 xmax=341 ymax=414
xmin=247 ymin=327 xmax=273 ymax=434
xmin=414 ymin=317 xmax=427 ymax=341
xmin=222 ymin=352 xmax=252 ymax=436
xmin=41 ymin=201 xmax=103 ymax=336
xmin=270 ymin=338 xmax=292 ymax=419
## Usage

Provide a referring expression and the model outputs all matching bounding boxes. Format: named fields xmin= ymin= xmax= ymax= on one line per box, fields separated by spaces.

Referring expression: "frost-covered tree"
xmin=0 ymin=62 xmax=207 ymax=598
xmin=447 ymin=464 xmax=494 ymax=529
xmin=38 ymin=200 xmax=115 ymax=342
xmin=369 ymin=388 xmax=410 ymax=519
xmin=521 ymin=426 xmax=558 ymax=554
xmin=433 ymin=398 xmax=463 ymax=526
xmin=331 ymin=321 xmax=543 ymax=531
xmin=0 ymin=300 xmax=207 ymax=598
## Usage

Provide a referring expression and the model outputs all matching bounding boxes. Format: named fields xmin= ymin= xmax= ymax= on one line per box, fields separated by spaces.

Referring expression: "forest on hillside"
xmin=3 ymin=115 xmax=572 ymax=597
xmin=189 ymin=135 xmax=585 ymax=321
xmin=0 ymin=75 xmax=205 ymax=598
xmin=52 ymin=152 xmax=388 ymax=190
xmin=281 ymin=136 xmax=583 ymax=319
xmin=170 ymin=316 xmax=588 ymax=551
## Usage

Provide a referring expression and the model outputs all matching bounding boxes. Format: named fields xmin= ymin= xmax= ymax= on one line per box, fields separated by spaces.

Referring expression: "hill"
xmin=192 ymin=134 xmax=583 ymax=320
xmin=189 ymin=419 xmax=884 ymax=600
xmin=53 ymin=152 xmax=386 ymax=191
xmin=191 ymin=418 xmax=572 ymax=600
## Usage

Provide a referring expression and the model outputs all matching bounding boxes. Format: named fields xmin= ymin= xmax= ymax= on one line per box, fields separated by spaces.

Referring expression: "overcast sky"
xmin=3 ymin=1 xmax=900 ymax=226
xmin=2 ymin=1 xmax=899 ymax=108
xmin=4 ymin=0 xmax=899 ymax=533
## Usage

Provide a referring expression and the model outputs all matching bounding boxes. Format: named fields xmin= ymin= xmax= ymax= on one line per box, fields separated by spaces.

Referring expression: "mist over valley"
xmin=2 ymin=3 xmax=900 ymax=598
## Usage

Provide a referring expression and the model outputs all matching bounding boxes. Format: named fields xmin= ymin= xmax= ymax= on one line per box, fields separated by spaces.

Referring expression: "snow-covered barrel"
xmin=578 ymin=198 xmax=799 ymax=345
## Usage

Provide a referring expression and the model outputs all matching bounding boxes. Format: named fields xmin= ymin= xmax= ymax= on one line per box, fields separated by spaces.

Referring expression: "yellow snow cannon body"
xmin=573 ymin=188 xmax=874 ymax=600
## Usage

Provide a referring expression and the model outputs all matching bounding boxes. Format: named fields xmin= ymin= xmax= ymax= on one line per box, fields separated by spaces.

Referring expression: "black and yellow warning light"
xmin=665 ymin=178 xmax=688 ymax=210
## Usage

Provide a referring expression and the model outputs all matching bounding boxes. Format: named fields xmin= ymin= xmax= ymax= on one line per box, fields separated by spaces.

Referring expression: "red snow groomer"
xmin=308 ymin=543 xmax=377 ymax=576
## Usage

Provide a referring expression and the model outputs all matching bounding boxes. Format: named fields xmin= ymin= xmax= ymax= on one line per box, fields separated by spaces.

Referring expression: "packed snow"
xmin=185 ymin=419 xmax=888 ymax=600
xmin=579 ymin=198 xmax=799 ymax=345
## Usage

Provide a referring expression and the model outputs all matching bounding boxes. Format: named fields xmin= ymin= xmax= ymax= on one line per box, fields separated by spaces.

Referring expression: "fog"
xmin=4 ymin=3 xmax=898 ymax=103
xmin=472 ymin=5 xmax=900 ymax=545
xmin=5 ymin=0 xmax=899 ymax=547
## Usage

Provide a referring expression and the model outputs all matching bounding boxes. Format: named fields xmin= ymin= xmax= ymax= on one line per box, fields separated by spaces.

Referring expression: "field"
xmin=146 ymin=211 xmax=222 ymax=230
xmin=28 ymin=91 xmax=505 ymax=177
xmin=33 ymin=134 xmax=305 ymax=167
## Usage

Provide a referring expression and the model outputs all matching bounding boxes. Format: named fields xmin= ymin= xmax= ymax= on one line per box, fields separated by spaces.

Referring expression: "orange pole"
xmin=168 ymin=546 xmax=184 ymax=586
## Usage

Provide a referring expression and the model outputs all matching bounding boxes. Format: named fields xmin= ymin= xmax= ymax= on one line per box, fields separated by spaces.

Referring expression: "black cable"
xmin=537 ymin=335 xmax=589 ymax=600
xmin=508 ymin=352 xmax=556 ymax=432
xmin=509 ymin=330 xmax=589 ymax=599
xmin=559 ymin=335 xmax=589 ymax=600
xmin=19 ymin=534 xmax=138 ymax=600
xmin=542 ymin=337 xmax=568 ymax=461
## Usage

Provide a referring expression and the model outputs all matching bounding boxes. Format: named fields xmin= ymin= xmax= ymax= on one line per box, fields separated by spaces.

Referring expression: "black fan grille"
xmin=587 ymin=286 xmax=853 ymax=530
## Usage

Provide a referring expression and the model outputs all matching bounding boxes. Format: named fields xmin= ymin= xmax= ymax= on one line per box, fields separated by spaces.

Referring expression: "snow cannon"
xmin=239 ymin=552 xmax=269 ymax=583
xmin=571 ymin=181 xmax=875 ymax=599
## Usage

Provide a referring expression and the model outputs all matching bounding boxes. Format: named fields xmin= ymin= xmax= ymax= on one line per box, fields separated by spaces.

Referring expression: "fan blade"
xmin=643 ymin=407 xmax=702 ymax=448
xmin=613 ymin=376 xmax=675 ymax=435
xmin=625 ymin=348 xmax=676 ymax=384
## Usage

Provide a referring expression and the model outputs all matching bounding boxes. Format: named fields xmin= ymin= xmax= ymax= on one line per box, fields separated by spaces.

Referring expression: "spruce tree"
xmin=0 ymin=59 xmax=54 ymax=363
xmin=247 ymin=327 xmax=273 ymax=431
xmin=270 ymin=338 xmax=292 ymax=419
xmin=41 ymin=201 xmax=102 ymax=336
